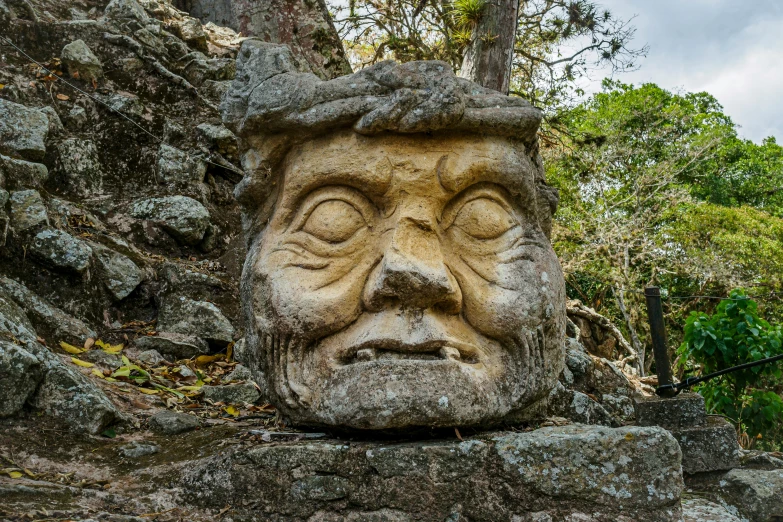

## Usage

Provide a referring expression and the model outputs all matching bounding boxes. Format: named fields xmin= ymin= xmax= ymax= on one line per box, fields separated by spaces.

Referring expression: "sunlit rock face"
xmin=222 ymin=41 xmax=566 ymax=429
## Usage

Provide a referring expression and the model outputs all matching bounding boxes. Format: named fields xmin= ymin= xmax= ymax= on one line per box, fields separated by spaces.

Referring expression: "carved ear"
xmin=536 ymin=183 xmax=559 ymax=239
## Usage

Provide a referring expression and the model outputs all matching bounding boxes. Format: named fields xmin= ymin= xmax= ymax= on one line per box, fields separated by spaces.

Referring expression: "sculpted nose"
xmin=363 ymin=218 xmax=462 ymax=313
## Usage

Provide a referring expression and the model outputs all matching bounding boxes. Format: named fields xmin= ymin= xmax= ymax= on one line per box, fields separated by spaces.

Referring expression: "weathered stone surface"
xmin=682 ymin=498 xmax=742 ymax=522
xmin=548 ymin=382 xmax=616 ymax=426
xmin=157 ymin=296 xmax=234 ymax=344
xmin=0 ymin=155 xmax=49 ymax=190
xmin=61 ymin=39 xmax=103 ymax=82
xmin=0 ymin=276 xmax=96 ymax=344
xmin=0 ymin=99 xmax=49 ymax=161
xmin=104 ymin=0 xmax=148 ymax=21
xmin=118 ymin=441 xmax=160 ymax=458
xmin=711 ymin=468 xmax=783 ymax=522
xmin=30 ymin=228 xmax=93 ymax=275
xmin=148 ymin=410 xmax=200 ymax=435
xmin=65 ymin=105 xmax=88 ymax=129
xmin=90 ymin=243 xmax=143 ymax=300
xmin=201 ymin=382 xmax=260 ymax=405
xmin=156 ymin=144 xmax=206 ymax=186
xmin=39 ymin=106 xmax=63 ymax=136
xmin=56 ymin=138 xmax=102 ymax=195
xmin=227 ymin=43 xmax=563 ymax=430
xmin=0 ymin=291 xmax=38 ymax=343
xmin=136 ymin=349 xmax=166 ymax=367
xmin=196 ymin=123 xmax=236 ymax=153
xmin=166 ymin=17 xmax=207 ymax=52
xmin=0 ymin=341 xmax=43 ymax=417
xmin=9 ymin=189 xmax=48 ymax=233
xmin=675 ymin=416 xmax=741 ymax=474
xmin=181 ymin=52 xmax=235 ymax=87
xmin=31 ymin=357 xmax=120 ymax=434
xmin=134 ymin=332 xmax=209 ymax=360
xmin=225 ymin=363 xmax=252 ymax=382
xmin=182 ymin=425 xmax=683 ymax=521
xmin=635 ymin=393 xmax=707 ymax=429
xmin=105 ymin=92 xmax=144 ymax=118
xmin=81 ymin=349 xmax=121 ymax=370
xmin=130 ymin=196 xmax=210 ymax=245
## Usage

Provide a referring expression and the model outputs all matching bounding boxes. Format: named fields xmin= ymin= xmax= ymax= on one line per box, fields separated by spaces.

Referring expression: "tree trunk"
xmin=177 ymin=0 xmax=352 ymax=80
xmin=458 ymin=0 xmax=520 ymax=93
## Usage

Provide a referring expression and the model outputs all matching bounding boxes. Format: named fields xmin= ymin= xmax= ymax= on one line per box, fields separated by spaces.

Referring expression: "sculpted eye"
xmin=452 ymin=198 xmax=515 ymax=239
xmin=301 ymin=199 xmax=367 ymax=243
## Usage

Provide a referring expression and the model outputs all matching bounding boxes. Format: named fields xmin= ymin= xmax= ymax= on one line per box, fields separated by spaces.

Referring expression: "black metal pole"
xmin=644 ymin=287 xmax=677 ymax=397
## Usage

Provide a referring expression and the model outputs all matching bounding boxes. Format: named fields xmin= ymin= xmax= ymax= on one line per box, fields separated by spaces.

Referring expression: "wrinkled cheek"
xmin=259 ymin=253 xmax=376 ymax=342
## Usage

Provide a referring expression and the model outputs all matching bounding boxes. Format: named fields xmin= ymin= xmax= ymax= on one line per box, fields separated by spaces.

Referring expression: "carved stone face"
xmin=245 ymin=130 xmax=565 ymax=429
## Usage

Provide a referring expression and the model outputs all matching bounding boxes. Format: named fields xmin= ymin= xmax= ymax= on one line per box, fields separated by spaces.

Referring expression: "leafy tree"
xmin=678 ymin=290 xmax=783 ymax=445
xmin=546 ymin=80 xmax=783 ymax=373
xmin=328 ymin=0 xmax=645 ymax=102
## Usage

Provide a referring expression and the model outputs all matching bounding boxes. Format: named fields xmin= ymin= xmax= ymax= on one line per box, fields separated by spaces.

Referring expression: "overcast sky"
xmin=580 ymin=0 xmax=783 ymax=143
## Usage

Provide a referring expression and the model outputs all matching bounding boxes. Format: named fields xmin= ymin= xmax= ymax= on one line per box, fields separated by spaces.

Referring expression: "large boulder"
xmin=157 ymin=296 xmax=234 ymax=345
xmin=0 ymin=155 xmax=49 ymax=190
xmin=0 ymin=276 xmax=96 ymax=345
xmin=30 ymin=228 xmax=93 ymax=275
xmin=156 ymin=144 xmax=207 ymax=186
xmin=9 ymin=189 xmax=48 ymax=233
xmin=134 ymin=332 xmax=209 ymax=360
xmin=55 ymin=138 xmax=103 ymax=195
xmin=711 ymin=468 xmax=783 ymax=522
xmin=130 ymin=196 xmax=211 ymax=246
xmin=0 ymin=341 xmax=43 ymax=417
xmin=90 ymin=243 xmax=143 ymax=300
xmin=0 ymin=99 xmax=49 ymax=161
xmin=61 ymin=39 xmax=104 ymax=83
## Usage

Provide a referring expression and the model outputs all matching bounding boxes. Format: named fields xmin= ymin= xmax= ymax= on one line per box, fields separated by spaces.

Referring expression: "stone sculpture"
xmin=222 ymin=41 xmax=566 ymax=429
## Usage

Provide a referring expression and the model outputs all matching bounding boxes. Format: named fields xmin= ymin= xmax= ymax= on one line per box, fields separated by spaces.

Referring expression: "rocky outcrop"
xmin=0 ymin=99 xmax=49 ymax=161
xmin=61 ymin=39 xmax=104 ymax=82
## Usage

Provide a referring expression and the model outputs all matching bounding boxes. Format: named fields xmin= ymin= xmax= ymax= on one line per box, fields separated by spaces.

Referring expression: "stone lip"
xmin=181 ymin=424 xmax=684 ymax=521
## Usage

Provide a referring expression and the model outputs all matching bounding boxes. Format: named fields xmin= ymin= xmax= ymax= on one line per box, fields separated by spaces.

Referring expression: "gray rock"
xmin=137 ymin=349 xmax=166 ymax=367
xmin=635 ymin=392 xmax=707 ymax=429
xmin=39 ymin=106 xmax=64 ymax=136
xmin=682 ymin=498 xmax=742 ymax=522
xmin=156 ymin=144 xmax=206 ymax=186
xmin=182 ymin=425 xmax=683 ymax=521
xmin=30 ymin=228 xmax=93 ymax=274
xmin=0 ymin=99 xmax=49 ymax=161
xmin=675 ymin=416 xmax=741 ymax=474
xmin=9 ymin=189 xmax=48 ymax=232
xmin=61 ymin=39 xmax=103 ymax=83
xmin=548 ymin=381 xmax=616 ymax=426
xmin=118 ymin=441 xmax=159 ymax=458
xmin=714 ymin=468 xmax=783 ymax=522
xmin=90 ymin=243 xmax=143 ymax=300
xmin=196 ymin=123 xmax=236 ymax=153
xmin=104 ymin=0 xmax=148 ymax=21
xmin=0 ymin=292 xmax=38 ymax=343
xmin=134 ymin=332 xmax=209 ymax=360
xmin=181 ymin=52 xmax=235 ymax=87
xmin=0 ymin=155 xmax=49 ymax=190
xmin=65 ymin=105 xmax=88 ymax=129
xmin=0 ymin=341 xmax=43 ymax=416
xmin=225 ymin=364 xmax=253 ymax=382
xmin=56 ymin=138 xmax=102 ymax=195
xmin=601 ymin=393 xmax=635 ymax=421
xmin=48 ymin=197 xmax=105 ymax=231
xmin=564 ymin=337 xmax=593 ymax=377
xmin=81 ymin=349 xmax=121 ymax=370
xmin=30 ymin=347 xmax=121 ymax=434
xmin=158 ymin=296 xmax=234 ymax=344
xmin=0 ymin=189 xmax=8 ymax=211
xmin=202 ymin=382 xmax=260 ymax=405
xmin=740 ymin=450 xmax=783 ymax=470
xmin=130 ymin=196 xmax=210 ymax=245
xmin=106 ymin=92 xmax=144 ymax=118
xmin=0 ymin=276 xmax=96 ymax=344
xmin=148 ymin=410 xmax=200 ymax=434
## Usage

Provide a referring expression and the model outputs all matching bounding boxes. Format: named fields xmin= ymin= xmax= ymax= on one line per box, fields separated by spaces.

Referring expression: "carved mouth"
xmin=342 ymin=339 xmax=480 ymax=365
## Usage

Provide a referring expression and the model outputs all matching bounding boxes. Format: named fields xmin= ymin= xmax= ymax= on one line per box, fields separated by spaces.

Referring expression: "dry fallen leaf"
xmin=56 ymin=93 xmax=69 ymax=101
xmin=224 ymin=405 xmax=240 ymax=417
xmin=84 ymin=338 xmax=95 ymax=350
xmin=60 ymin=342 xmax=85 ymax=354
xmin=91 ymin=368 xmax=105 ymax=379
xmin=137 ymin=388 xmax=160 ymax=395
xmin=71 ymin=357 xmax=95 ymax=368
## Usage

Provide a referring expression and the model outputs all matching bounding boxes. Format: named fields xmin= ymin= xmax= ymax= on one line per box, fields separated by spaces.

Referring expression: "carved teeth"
xmin=439 ymin=346 xmax=461 ymax=361
xmin=355 ymin=348 xmax=376 ymax=362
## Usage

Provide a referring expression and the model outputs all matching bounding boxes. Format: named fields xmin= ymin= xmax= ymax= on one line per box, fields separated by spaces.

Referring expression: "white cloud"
xmin=578 ymin=0 xmax=783 ymax=142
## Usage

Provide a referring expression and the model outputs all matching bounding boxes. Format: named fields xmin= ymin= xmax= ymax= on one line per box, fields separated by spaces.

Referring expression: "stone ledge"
xmin=674 ymin=416 xmax=742 ymax=474
xmin=635 ymin=393 xmax=707 ymax=429
xmin=181 ymin=424 xmax=684 ymax=522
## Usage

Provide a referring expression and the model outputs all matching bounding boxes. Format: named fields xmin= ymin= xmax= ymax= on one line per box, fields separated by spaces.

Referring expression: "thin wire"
xmin=624 ymin=288 xmax=781 ymax=301
xmin=0 ymin=34 xmax=245 ymax=178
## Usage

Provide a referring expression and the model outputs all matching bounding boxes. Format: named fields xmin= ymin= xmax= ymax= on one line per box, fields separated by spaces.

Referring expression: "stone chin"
xmin=242 ymin=131 xmax=566 ymax=430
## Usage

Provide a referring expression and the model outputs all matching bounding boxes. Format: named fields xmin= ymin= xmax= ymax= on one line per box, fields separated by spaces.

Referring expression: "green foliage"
xmin=452 ymin=0 xmax=486 ymax=28
xmin=678 ymin=290 xmax=783 ymax=441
